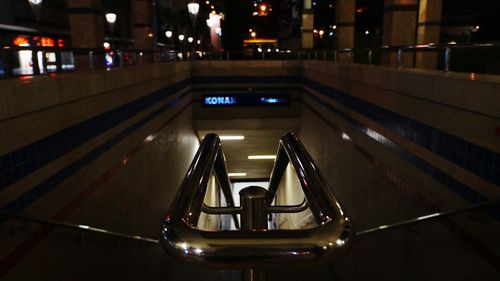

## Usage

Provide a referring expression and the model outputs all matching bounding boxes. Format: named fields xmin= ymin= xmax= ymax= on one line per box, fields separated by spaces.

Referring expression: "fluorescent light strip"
xmin=228 ymin=172 xmax=247 ymax=177
xmin=219 ymin=135 xmax=245 ymax=140
xmin=248 ymin=155 xmax=276 ymax=160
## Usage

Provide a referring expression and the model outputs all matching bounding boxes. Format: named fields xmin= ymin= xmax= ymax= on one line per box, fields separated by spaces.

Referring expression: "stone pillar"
xmin=382 ymin=0 xmax=419 ymax=67
xmin=131 ymin=0 xmax=154 ymax=50
xmin=67 ymin=0 xmax=105 ymax=71
xmin=335 ymin=0 xmax=355 ymax=63
xmin=301 ymin=0 xmax=314 ymax=49
xmin=415 ymin=0 xmax=443 ymax=69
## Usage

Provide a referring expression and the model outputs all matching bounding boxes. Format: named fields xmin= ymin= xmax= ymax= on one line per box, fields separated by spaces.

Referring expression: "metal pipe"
xmin=267 ymin=199 xmax=309 ymax=213
xmin=0 ymin=209 xmax=158 ymax=244
xmin=444 ymin=46 xmax=451 ymax=72
xmin=397 ymin=48 xmax=402 ymax=69
xmin=240 ymin=186 xmax=268 ymax=281
xmin=368 ymin=49 xmax=373 ymax=65
xmin=355 ymin=199 xmax=500 ymax=237
xmin=88 ymin=51 xmax=94 ymax=71
xmin=214 ymin=149 xmax=240 ymax=228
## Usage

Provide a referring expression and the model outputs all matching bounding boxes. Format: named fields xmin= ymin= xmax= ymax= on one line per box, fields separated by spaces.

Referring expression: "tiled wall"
xmin=299 ymin=62 xmax=500 ymax=279
xmin=0 ymin=62 xmax=192 ymax=215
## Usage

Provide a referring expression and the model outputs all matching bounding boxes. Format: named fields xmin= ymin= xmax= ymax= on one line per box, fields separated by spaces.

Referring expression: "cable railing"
xmin=1 ymin=42 xmax=499 ymax=79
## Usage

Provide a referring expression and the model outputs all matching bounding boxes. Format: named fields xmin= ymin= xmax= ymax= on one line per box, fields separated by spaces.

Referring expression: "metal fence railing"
xmin=1 ymin=42 xmax=499 ymax=79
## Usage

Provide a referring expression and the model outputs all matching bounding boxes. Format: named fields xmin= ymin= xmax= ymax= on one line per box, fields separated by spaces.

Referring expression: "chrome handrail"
xmin=160 ymin=133 xmax=353 ymax=267
xmin=0 ymin=209 xmax=158 ymax=244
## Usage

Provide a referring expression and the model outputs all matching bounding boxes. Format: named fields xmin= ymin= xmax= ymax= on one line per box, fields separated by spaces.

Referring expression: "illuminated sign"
xmin=203 ymin=94 xmax=289 ymax=107
xmin=13 ymin=36 xmax=30 ymax=47
xmin=40 ymin=37 xmax=54 ymax=47
xmin=204 ymin=96 xmax=237 ymax=105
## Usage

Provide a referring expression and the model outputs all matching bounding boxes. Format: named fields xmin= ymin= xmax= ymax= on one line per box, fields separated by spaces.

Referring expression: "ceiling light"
xmin=248 ymin=155 xmax=276 ymax=160
xmin=228 ymin=172 xmax=247 ymax=177
xmin=219 ymin=135 xmax=245 ymax=140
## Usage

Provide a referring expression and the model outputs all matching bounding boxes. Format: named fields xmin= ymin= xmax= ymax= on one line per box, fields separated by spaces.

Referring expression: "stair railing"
xmin=160 ymin=132 xmax=353 ymax=268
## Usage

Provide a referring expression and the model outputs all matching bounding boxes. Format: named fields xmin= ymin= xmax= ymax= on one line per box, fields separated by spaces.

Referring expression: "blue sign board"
xmin=203 ymin=94 xmax=290 ymax=107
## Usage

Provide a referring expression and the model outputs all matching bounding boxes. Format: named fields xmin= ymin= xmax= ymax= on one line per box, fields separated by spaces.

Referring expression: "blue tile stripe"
xmin=1 ymin=93 xmax=188 ymax=219
xmin=0 ymin=79 xmax=191 ymax=190
xmin=302 ymin=90 xmax=499 ymax=220
xmin=300 ymin=78 xmax=500 ymax=188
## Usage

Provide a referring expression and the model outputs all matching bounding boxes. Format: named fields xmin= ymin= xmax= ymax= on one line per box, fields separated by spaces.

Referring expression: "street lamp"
xmin=187 ymin=1 xmax=199 ymax=59
xmin=178 ymin=34 xmax=185 ymax=41
xmin=187 ymin=1 xmax=200 ymax=26
xmin=188 ymin=37 xmax=194 ymax=43
xmin=105 ymin=12 xmax=117 ymax=34
xmin=28 ymin=0 xmax=43 ymax=21
xmin=28 ymin=0 xmax=43 ymax=74
xmin=165 ymin=31 xmax=173 ymax=38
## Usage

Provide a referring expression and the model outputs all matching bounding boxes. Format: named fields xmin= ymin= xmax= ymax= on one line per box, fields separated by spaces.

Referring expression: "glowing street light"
xmin=165 ymin=30 xmax=173 ymax=38
xmin=188 ymin=37 xmax=194 ymax=43
xmin=178 ymin=34 xmax=185 ymax=41
xmin=105 ymin=13 xmax=117 ymax=24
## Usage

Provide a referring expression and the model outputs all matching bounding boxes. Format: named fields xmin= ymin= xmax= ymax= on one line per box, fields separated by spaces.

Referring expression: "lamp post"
xmin=105 ymin=12 xmax=117 ymax=34
xmin=187 ymin=1 xmax=199 ymax=59
xmin=178 ymin=34 xmax=185 ymax=59
xmin=187 ymin=1 xmax=200 ymax=26
xmin=28 ymin=0 xmax=43 ymax=74
xmin=28 ymin=0 xmax=43 ymax=21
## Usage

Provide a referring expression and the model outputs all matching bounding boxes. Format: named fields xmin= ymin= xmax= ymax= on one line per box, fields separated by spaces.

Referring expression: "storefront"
xmin=0 ymin=24 xmax=74 ymax=77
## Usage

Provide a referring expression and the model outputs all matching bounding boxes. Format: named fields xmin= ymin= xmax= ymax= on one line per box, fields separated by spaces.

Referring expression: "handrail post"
xmin=397 ymin=48 xmax=402 ymax=69
xmin=3 ymin=48 xmax=14 ymax=77
xmin=88 ymin=51 xmax=94 ymax=71
xmin=32 ymin=47 xmax=41 ymax=75
xmin=55 ymin=49 xmax=63 ymax=72
xmin=334 ymin=50 xmax=338 ymax=62
xmin=226 ymin=52 xmax=230 ymax=61
xmin=241 ymin=186 xmax=267 ymax=281
xmin=444 ymin=46 xmax=451 ymax=72
xmin=368 ymin=49 xmax=373 ymax=65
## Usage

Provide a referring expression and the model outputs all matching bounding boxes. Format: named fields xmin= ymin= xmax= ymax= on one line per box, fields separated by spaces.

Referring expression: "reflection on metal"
xmin=355 ymin=199 xmax=500 ymax=237
xmin=201 ymin=198 xmax=308 ymax=215
xmin=267 ymin=198 xmax=309 ymax=213
xmin=161 ymin=133 xmax=353 ymax=267
xmin=0 ymin=209 xmax=159 ymax=244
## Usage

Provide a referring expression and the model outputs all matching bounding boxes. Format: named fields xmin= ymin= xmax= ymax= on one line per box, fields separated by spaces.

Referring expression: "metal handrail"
xmin=355 ymin=199 xmax=500 ymax=237
xmin=0 ymin=209 xmax=159 ymax=244
xmin=160 ymin=133 xmax=353 ymax=267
